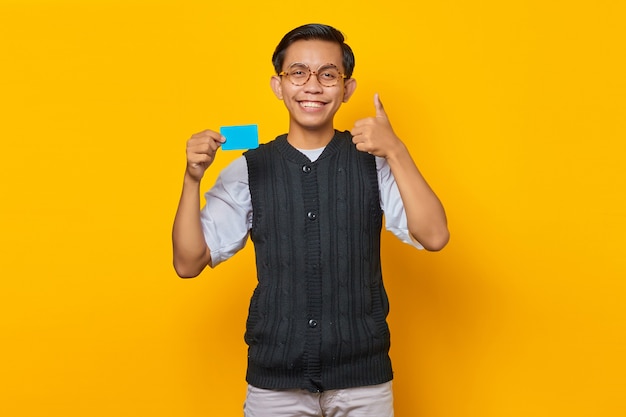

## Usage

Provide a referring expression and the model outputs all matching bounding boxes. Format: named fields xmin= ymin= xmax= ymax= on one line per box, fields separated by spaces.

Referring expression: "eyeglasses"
xmin=279 ymin=62 xmax=347 ymax=87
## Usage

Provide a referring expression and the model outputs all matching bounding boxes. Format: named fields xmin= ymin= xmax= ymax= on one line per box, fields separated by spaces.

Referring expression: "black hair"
xmin=272 ymin=23 xmax=355 ymax=78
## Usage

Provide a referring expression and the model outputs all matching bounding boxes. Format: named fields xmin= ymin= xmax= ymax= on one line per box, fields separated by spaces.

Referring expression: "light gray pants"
xmin=243 ymin=381 xmax=394 ymax=417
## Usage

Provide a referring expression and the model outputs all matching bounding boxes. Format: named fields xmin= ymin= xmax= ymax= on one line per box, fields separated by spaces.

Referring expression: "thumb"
xmin=374 ymin=93 xmax=387 ymax=118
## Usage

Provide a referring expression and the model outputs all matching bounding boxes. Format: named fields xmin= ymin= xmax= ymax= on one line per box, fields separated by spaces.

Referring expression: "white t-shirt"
xmin=201 ymin=148 xmax=422 ymax=267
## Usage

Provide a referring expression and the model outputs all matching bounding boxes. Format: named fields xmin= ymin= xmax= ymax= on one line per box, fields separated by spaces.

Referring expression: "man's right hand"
xmin=186 ymin=129 xmax=226 ymax=182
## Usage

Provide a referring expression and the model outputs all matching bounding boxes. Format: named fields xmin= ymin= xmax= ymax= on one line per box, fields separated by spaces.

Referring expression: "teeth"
xmin=301 ymin=101 xmax=323 ymax=108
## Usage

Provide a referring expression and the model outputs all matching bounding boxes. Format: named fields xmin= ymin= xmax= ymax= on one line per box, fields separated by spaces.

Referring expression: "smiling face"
xmin=270 ymin=39 xmax=356 ymax=146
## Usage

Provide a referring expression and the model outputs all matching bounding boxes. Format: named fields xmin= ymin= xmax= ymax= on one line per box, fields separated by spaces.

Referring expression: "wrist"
xmin=183 ymin=170 xmax=203 ymax=187
xmin=384 ymin=138 xmax=409 ymax=162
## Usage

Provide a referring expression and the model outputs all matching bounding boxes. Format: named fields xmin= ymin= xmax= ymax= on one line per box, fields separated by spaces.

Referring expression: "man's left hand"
xmin=351 ymin=93 xmax=403 ymax=158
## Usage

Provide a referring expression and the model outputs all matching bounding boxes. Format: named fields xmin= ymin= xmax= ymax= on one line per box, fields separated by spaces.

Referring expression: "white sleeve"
xmin=200 ymin=156 xmax=253 ymax=267
xmin=376 ymin=156 xmax=424 ymax=250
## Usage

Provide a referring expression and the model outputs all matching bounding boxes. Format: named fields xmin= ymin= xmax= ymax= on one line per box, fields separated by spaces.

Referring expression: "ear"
xmin=270 ymin=75 xmax=283 ymax=100
xmin=342 ymin=78 xmax=357 ymax=103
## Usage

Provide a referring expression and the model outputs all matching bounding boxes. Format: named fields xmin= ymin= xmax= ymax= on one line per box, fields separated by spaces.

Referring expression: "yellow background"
xmin=1 ymin=0 xmax=625 ymax=416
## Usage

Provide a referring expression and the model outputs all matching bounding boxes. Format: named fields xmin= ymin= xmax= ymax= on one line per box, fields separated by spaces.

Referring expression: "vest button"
xmin=307 ymin=211 xmax=317 ymax=220
xmin=302 ymin=165 xmax=311 ymax=173
xmin=308 ymin=319 xmax=318 ymax=328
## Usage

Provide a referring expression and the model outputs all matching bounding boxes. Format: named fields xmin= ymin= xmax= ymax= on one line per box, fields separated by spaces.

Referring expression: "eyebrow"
xmin=285 ymin=62 xmax=342 ymax=69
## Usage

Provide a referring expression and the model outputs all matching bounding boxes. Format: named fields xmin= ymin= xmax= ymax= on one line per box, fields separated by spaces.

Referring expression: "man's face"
xmin=271 ymin=39 xmax=356 ymax=134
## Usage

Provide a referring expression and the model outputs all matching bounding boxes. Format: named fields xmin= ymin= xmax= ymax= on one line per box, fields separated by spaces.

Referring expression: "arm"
xmin=172 ymin=129 xmax=225 ymax=277
xmin=351 ymin=94 xmax=449 ymax=251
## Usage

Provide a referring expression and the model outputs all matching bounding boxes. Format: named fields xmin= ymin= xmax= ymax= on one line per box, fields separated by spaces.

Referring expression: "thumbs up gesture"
xmin=351 ymin=93 xmax=403 ymax=158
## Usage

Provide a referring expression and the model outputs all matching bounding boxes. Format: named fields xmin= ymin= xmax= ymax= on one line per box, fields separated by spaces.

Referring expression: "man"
xmin=172 ymin=23 xmax=449 ymax=417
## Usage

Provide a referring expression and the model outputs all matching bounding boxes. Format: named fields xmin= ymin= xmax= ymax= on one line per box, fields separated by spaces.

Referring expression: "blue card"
xmin=220 ymin=124 xmax=259 ymax=150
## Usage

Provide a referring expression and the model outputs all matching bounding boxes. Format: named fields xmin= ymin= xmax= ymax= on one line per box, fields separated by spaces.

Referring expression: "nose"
xmin=303 ymin=71 xmax=324 ymax=93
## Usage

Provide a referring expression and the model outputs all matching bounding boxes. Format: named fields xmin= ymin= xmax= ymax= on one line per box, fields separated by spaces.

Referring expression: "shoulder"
xmin=218 ymin=155 xmax=248 ymax=184
xmin=244 ymin=134 xmax=286 ymax=158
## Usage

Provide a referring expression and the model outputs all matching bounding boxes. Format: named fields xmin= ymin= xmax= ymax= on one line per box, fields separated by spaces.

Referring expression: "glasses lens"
xmin=286 ymin=64 xmax=310 ymax=86
xmin=317 ymin=65 xmax=341 ymax=87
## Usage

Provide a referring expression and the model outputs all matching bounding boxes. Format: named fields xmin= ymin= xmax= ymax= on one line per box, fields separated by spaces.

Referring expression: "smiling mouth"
xmin=299 ymin=101 xmax=326 ymax=109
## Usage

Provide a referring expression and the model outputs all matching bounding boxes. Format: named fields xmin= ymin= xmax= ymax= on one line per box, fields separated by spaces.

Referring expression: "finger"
xmin=189 ymin=156 xmax=207 ymax=169
xmin=374 ymin=93 xmax=387 ymax=119
xmin=206 ymin=132 xmax=226 ymax=144
xmin=354 ymin=142 xmax=371 ymax=154
xmin=352 ymin=116 xmax=377 ymax=130
xmin=192 ymin=129 xmax=226 ymax=144
xmin=188 ymin=136 xmax=225 ymax=156
xmin=352 ymin=118 xmax=368 ymax=128
xmin=350 ymin=125 xmax=366 ymax=138
xmin=188 ymin=140 xmax=217 ymax=155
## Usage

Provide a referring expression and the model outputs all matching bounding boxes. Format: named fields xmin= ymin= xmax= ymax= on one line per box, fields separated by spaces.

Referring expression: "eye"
xmin=320 ymin=71 xmax=338 ymax=81
xmin=318 ymin=65 xmax=340 ymax=81
xmin=288 ymin=64 xmax=309 ymax=79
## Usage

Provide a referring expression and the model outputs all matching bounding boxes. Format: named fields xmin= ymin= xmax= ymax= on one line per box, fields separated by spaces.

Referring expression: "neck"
xmin=286 ymin=124 xmax=336 ymax=150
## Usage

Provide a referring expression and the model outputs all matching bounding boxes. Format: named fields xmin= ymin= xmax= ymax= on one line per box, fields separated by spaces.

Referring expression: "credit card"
xmin=220 ymin=124 xmax=259 ymax=150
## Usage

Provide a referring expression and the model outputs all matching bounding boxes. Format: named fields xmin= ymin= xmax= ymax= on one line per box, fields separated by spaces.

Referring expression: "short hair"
xmin=272 ymin=23 xmax=355 ymax=78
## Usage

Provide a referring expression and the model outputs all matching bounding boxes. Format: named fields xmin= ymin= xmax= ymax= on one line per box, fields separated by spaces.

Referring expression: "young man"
xmin=172 ymin=24 xmax=449 ymax=417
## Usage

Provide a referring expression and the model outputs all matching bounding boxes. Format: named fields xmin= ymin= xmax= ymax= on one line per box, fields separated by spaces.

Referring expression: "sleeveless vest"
xmin=243 ymin=130 xmax=392 ymax=392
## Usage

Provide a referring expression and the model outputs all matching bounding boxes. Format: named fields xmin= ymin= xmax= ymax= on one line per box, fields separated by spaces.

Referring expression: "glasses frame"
xmin=279 ymin=62 xmax=347 ymax=87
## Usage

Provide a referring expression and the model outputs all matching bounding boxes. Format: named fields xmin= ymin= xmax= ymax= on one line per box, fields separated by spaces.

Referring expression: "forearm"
xmin=386 ymin=144 xmax=449 ymax=251
xmin=172 ymin=173 xmax=212 ymax=277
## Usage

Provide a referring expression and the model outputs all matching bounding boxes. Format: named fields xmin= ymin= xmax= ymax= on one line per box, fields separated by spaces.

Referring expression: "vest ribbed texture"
xmin=243 ymin=130 xmax=392 ymax=392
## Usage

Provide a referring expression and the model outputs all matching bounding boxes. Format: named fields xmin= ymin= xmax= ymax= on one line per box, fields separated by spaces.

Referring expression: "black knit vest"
xmin=243 ymin=130 xmax=392 ymax=392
